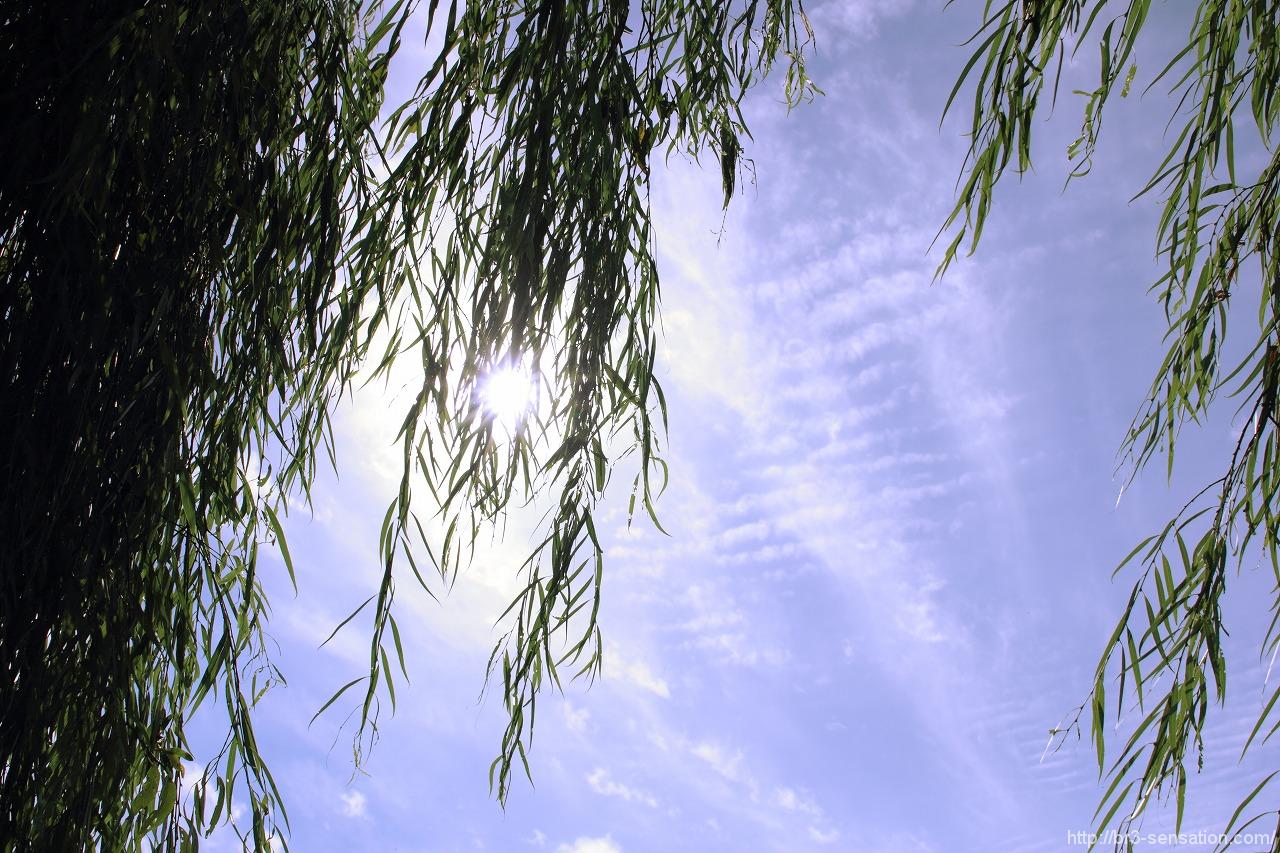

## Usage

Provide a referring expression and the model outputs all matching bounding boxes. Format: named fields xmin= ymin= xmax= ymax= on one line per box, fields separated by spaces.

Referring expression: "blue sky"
xmin=191 ymin=2 xmax=1280 ymax=851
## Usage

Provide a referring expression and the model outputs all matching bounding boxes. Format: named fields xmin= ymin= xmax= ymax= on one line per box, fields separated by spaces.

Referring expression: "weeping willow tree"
xmin=944 ymin=1 xmax=1280 ymax=849
xmin=0 ymin=0 xmax=815 ymax=849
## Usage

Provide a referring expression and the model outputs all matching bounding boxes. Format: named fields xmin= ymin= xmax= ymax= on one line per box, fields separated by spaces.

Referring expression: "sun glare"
xmin=479 ymin=363 xmax=536 ymax=431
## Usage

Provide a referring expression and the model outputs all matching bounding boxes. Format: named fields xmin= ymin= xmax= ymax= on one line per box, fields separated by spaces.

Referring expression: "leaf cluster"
xmin=0 ymin=0 xmax=815 ymax=848
xmin=944 ymin=1 xmax=1280 ymax=849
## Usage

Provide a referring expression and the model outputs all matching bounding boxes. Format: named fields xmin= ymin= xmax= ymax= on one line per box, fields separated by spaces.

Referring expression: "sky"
xmin=188 ymin=2 xmax=1280 ymax=851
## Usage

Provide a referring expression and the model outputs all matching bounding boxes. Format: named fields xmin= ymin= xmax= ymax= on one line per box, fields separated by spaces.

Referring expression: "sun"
xmin=478 ymin=363 xmax=536 ymax=431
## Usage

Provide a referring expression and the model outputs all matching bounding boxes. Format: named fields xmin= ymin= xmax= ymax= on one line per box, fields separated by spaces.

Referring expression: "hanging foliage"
xmin=943 ymin=1 xmax=1280 ymax=848
xmin=0 ymin=0 xmax=814 ymax=849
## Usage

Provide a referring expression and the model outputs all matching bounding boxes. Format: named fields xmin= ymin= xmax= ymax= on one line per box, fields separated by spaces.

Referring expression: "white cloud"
xmin=608 ymin=651 xmax=671 ymax=699
xmin=179 ymin=761 xmax=205 ymax=795
xmin=691 ymin=742 xmax=747 ymax=783
xmin=669 ymin=582 xmax=789 ymax=667
xmin=339 ymin=790 xmax=366 ymax=818
xmin=685 ymin=631 xmax=791 ymax=667
xmin=555 ymin=836 xmax=621 ymax=853
xmin=774 ymin=786 xmax=823 ymax=817
xmin=808 ymin=0 xmax=916 ymax=40
xmin=585 ymin=767 xmax=659 ymax=808
xmin=527 ymin=829 xmax=547 ymax=847
xmin=563 ymin=701 xmax=591 ymax=733
xmin=716 ymin=520 xmax=771 ymax=547
xmin=808 ymin=826 xmax=842 ymax=845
